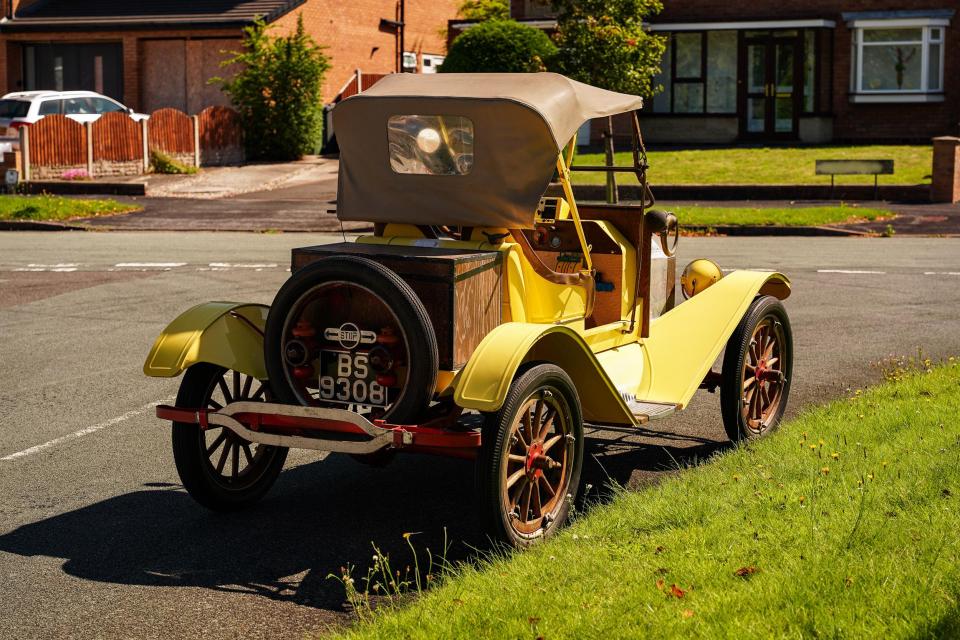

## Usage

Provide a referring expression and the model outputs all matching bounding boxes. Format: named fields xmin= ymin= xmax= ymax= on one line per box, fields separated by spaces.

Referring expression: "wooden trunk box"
xmin=291 ymin=243 xmax=502 ymax=370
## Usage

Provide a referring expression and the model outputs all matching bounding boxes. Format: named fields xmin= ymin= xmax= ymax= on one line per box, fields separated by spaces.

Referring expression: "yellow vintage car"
xmin=145 ymin=73 xmax=792 ymax=547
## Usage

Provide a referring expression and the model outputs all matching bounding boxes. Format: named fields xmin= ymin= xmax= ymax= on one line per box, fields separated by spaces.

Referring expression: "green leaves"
xmin=550 ymin=0 xmax=667 ymax=96
xmin=440 ymin=20 xmax=558 ymax=73
xmin=216 ymin=14 xmax=331 ymax=161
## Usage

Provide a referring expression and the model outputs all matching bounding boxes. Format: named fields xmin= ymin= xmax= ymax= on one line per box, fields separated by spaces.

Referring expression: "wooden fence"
xmin=20 ymin=106 xmax=245 ymax=180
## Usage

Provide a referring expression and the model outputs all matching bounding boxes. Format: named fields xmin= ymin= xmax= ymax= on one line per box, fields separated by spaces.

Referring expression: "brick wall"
xmin=0 ymin=1 xmax=460 ymax=111
xmin=273 ymin=2 xmax=461 ymax=103
xmin=0 ymin=27 xmax=239 ymax=111
xmin=513 ymin=0 xmax=960 ymax=142
xmin=932 ymin=136 xmax=960 ymax=202
xmin=655 ymin=1 xmax=960 ymax=141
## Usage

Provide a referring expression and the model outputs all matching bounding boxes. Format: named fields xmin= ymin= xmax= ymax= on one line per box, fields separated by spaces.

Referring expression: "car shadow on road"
xmin=0 ymin=432 xmax=730 ymax=613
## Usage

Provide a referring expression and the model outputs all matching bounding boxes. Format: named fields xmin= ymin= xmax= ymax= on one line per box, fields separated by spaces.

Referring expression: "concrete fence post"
xmin=85 ymin=122 xmax=94 ymax=178
xmin=931 ymin=136 xmax=960 ymax=203
xmin=19 ymin=125 xmax=29 ymax=182
xmin=141 ymin=119 xmax=150 ymax=172
xmin=192 ymin=115 xmax=200 ymax=168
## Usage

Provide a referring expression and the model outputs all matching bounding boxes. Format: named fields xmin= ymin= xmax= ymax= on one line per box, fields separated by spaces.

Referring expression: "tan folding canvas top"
xmin=334 ymin=73 xmax=643 ymax=229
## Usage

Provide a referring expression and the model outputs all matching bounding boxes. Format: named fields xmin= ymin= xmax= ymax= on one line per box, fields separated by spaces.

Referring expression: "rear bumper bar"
xmin=156 ymin=401 xmax=481 ymax=458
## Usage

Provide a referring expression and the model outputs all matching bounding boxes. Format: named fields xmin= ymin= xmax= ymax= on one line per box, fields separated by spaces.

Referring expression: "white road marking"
xmin=924 ymin=271 xmax=960 ymax=276
xmin=12 ymin=263 xmax=79 ymax=272
xmin=114 ymin=262 xmax=187 ymax=268
xmin=1 ymin=397 xmax=173 ymax=462
xmin=208 ymin=262 xmax=279 ymax=268
xmin=817 ymin=269 xmax=886 ymax=274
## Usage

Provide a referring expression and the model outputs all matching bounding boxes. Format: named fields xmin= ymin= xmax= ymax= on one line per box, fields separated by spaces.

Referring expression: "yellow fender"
xmin=639 ymin=271 xmax=791 ymax=408
xmin=143 ymin=302 xmax=269 ymax=379
xmin=453 ymin=322 xmax=637 ymax=425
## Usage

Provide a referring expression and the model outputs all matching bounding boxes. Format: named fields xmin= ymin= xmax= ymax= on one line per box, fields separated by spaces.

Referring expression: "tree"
xmin=217 ymin=15 xmax=330 ymax=161
xmin=440 ymin=20 xmax=557 ymax=73
xmin=458 ymin=0 xmax=509 ymax=21
xmin=551 ymin=0 xmax=666 ymax=201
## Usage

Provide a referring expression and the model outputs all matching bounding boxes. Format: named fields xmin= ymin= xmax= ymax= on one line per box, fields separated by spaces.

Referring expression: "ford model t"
xmin=145 ymin=73 xmax=792 ymax=547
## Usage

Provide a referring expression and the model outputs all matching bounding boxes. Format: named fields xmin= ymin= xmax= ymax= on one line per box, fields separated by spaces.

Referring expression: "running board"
xmin=624 ymin=399 xmax=679 ymax=424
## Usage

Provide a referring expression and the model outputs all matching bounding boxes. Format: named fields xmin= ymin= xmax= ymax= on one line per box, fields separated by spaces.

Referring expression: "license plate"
xmin=318 ymin=349 xmax=388 ymax=407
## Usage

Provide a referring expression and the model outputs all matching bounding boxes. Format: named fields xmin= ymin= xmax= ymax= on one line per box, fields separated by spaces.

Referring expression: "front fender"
xmin=453 ymin=322 xmax=636 ymax=425
xmin=639 ymin=271 xmax=791 ymax=408
xmin=143 ymin=302 xmax=269 ymax=379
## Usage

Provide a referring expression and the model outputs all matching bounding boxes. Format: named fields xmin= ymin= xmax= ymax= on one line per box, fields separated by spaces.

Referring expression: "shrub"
xmin=216 ymin=14 xmax=330 ymax=161
xmin=440 ymin=20 xmax=557 ymax=73
xmin=150 ymin=150 xmax=198 ymax=175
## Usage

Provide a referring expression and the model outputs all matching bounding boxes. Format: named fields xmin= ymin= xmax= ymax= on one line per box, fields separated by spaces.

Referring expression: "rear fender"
xmin=453 ymin=322 xmax=636 ymax=425
xmin=639 ymin=271 xmax=791 ymax=408
xmin=143 ymin=302 xmax=269 ymax=379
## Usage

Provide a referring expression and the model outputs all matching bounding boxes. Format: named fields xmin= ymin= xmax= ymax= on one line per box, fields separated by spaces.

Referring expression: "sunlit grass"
xmin=0 ymin=194 xmax=140 ymax=221
xmin=337 ymin=359 xmax=960 ymax=639
xmin=673 ymin=204 xmax=891 ymax=227
xmin=573 ymin=145 xmax=932 ymax=186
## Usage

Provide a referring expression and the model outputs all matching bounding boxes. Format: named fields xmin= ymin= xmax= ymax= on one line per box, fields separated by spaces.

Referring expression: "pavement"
xmin=1 ymin=232 xmax=959 ymax=638
xmin=72 ymin=157 xmax=371 ymax=233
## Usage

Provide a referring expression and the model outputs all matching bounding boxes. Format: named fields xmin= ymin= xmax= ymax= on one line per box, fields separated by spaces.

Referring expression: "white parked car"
xmin=0 ymin=90 xmax=149 ymax=148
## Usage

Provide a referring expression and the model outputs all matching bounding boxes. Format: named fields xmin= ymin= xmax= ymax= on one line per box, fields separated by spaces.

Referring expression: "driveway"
xmin=1 ymin=234 xmax=959 ymax=638
xmin=75 ymin=157 xmax=367 ymax=233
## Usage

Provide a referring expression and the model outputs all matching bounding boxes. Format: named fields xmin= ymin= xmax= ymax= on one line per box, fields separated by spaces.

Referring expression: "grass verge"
xmin=674 ymin=204 xmax=891 ymax=227
xmin=339 ymin=359 xmax=960 ymax=639
xmin=0 ymin=194 xmax=140 ymax=222
xmin=573 ymin=145 xmax=931 ymax=186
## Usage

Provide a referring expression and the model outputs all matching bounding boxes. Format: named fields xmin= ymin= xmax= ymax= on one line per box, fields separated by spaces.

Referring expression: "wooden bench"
xmin=815 ymin=159 xmax=894 ymax=199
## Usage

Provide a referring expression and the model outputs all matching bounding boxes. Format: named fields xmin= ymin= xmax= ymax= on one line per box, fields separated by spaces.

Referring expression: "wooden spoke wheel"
xmin=478 ymin=364 xmax=584 ymax=547
xmin=171 ymin=363 xmax=287 ymax=511
xmin=721 ymin=296 xmax=793 ymax=442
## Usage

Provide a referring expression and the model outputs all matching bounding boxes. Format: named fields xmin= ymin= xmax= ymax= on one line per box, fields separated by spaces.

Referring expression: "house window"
xmin=851 ymin=24 xmax=945 ymax=95
xmin=652 ymin=31 xmax=737 ymax=114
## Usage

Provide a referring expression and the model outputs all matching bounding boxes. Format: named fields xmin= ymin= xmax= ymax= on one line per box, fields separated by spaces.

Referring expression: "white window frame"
xmin=850 ymin=18 xmax=948 ymax=98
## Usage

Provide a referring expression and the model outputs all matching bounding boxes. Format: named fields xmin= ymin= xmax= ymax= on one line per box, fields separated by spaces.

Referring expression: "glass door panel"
xmin=740 ymin=32 xmax=800 ymax=138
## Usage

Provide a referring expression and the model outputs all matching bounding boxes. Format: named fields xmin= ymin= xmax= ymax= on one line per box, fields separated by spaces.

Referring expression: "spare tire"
xmin=264 ymin=255 xmax=438 ymax=424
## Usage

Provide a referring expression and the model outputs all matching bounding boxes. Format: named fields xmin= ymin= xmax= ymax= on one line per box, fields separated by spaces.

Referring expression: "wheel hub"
xmin=525 ymin=441 xmax=546 ymax=478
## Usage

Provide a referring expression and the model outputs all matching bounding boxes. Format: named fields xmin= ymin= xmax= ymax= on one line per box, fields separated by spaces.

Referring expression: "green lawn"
xmin=674 ymin=204 xmax=891 ymax=227
xmin=573 ymin=145 xmax=932 ymax=186
xmin=339 ymin=359 xmax=960 ymax=639
xmin=0 ymin=194 xmax=140 ymax=222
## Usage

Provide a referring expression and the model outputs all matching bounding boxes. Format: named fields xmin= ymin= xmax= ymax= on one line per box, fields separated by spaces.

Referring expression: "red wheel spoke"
xmin=532 ymin=480 xmax=542 ymax=518
xmin=205 ymin=431 xmax=227 ymax=456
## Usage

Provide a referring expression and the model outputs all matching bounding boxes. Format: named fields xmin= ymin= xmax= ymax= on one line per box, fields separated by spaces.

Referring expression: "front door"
xmin=740 ymin=31 xmax=802 ymax=139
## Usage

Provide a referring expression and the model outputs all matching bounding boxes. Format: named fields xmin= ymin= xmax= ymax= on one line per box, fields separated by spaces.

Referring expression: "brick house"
xmin=497 ymin=0 xmax=958 ymax=144
xmin=0 ymin=0 xmax=459 ymax=112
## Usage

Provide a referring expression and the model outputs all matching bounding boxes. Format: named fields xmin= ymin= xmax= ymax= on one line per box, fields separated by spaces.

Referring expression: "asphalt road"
xmin=1 ymin=233 xmax=959 ymax=639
